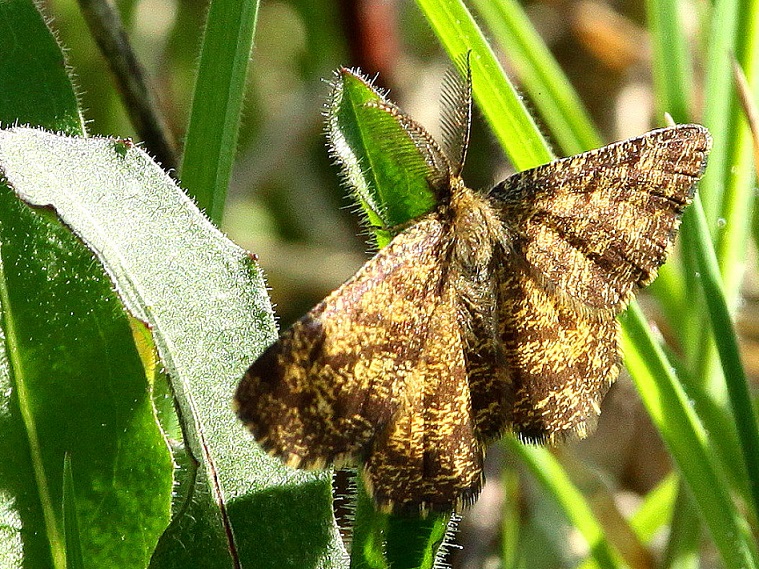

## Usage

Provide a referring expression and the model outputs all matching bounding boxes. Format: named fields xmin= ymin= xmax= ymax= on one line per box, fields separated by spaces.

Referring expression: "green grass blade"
xmin=470 ymin=0 xmax=602 ymax=155
xmin=713 ymin=83 xmax=758 ymax=311
xmin=697 ymin=0 xmax=758 ymax=327
xmin=500 ymin=467 xmax=521 ymax=569
xmin=628 ymin=474 xmax=678 ymax=543
xmin=661 ymin=487 xmax=701 ymax=569
xmin=647 ymin=0 xmax=749 ymax=519
xmin=644 ymin=0 xmax=697 ymax=335
xmin=506 ymin=441 xmax=625 ymax=569
xmin=699 ymin=0 xmax=741 ymax=226
xmin=621 ymin=303 xmax=759 ymax=569
xmin=645 ymin=0 xmax=694 ymax=124
xmin=180 ymin=0 xmax=260 ymax=225
xmin=575 ymin=475 xmax=678 ymax=569
xmin=714 ymin=0 xmax=759 ymax=301
xmin=414 ymin=0 xmax=553 ymax=170
xmin=683 ymin=195 xmax=759 ymax=523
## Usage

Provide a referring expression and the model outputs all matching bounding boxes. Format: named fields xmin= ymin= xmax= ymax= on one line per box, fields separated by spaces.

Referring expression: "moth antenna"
xmin=440 ymin=51 xmax=473 ymax=177
xmin=364 ymin=100 xmax=452 ymax=196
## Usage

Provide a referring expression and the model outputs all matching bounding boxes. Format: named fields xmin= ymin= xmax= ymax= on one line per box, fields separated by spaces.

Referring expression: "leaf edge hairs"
xmin=235 ymin=66 xmax=712 ymax=516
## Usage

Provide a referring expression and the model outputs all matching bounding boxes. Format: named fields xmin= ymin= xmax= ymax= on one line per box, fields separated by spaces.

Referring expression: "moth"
xmin=235 ymin=63 xmax=711 ymax=515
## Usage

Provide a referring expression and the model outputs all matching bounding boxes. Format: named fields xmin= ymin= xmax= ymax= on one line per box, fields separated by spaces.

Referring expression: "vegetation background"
xmin=1 ymin=0 xmax=757 ymax=567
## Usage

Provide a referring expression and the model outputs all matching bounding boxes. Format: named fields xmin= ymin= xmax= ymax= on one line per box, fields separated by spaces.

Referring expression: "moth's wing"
xmin=454 ymin=269 xmax=515 ymax=443
xmin=466 ymin=322 xmax=515 ymax=443
xmin=235 ymin=216 xmax=452 ymax=469
xmin=496 ymin=252 xmax=621 ymax=441
xmin=363 ymin=281 xmax=484 ymax=514
xmin=490 ymin=125 xmax=711 ymax=310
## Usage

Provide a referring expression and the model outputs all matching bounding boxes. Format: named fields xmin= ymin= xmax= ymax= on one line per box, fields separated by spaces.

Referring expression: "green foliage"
xmin=327 ymin=69 xmax=437 ymax=246
xmin=0 ymin=0 xmax=757 ymax=567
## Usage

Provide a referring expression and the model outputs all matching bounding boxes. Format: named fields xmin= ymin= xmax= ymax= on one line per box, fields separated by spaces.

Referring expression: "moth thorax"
xmin=449 ymin=179 xmax=502 ymax=274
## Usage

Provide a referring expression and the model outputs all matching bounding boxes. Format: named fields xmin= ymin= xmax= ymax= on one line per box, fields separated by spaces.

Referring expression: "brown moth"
xmin=235 ymin=64 xmax=711 ymax=515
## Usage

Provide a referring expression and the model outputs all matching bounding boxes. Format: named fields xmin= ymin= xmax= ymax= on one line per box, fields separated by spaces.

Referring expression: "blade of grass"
xmin=645 ymin=0 xmax=694 ymax=125
xmin=644 ymin=0 xmax=753 ymax=550
xmin=505 ymin=441 xmax=625 ymax=569
xmin=180 ymin=0 xmax=260 ymax=224
xmin=621 ymin=303 xmax=759 ymax=569
xmin=576 ymin=474 xmax=679 ymax=569
xmin=699 ymin=0 xmax=741 ymax=227
xmin=413 ymin=0 xmax=553 ymax=170
xmin=469 ymin=0 xmax=602 ymax=155
xmin=682 ymin=194 xmax=759 ymax=524
xmin=500 ymin=467 xmax=521 ymax=569
xmin=644 ymin=0 xmax=698 ymax=343
xmin=628 ymin=474 xmax=678 ymax=543
xmin=697 ymin=0 xmax=759 ymax=306
xmin=713 ymin=0 xmax=759 ymax=306
xmin=733 ymin=58 xmax=759 ymax=172
xmin=661 ymin=486 xmax=701 ymax=569
xmin=734 ymin=58 xmax=759 ymax=290
xmin=683 ymin=0 xmax=759 ymax=516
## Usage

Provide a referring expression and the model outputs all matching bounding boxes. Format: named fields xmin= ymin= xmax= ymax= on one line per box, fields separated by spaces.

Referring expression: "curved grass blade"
xmin=683 ymin=194 xmax=759 ymax=525
xmin=414 ymin=0 xmax=553 ymax=170
xmin=621 ymin=304 xmax=759 ymax=569
xmin=506 ymin=441 xmax=625 ymax=569
xmin=469 ymin=0 xmax=602 ymax=155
